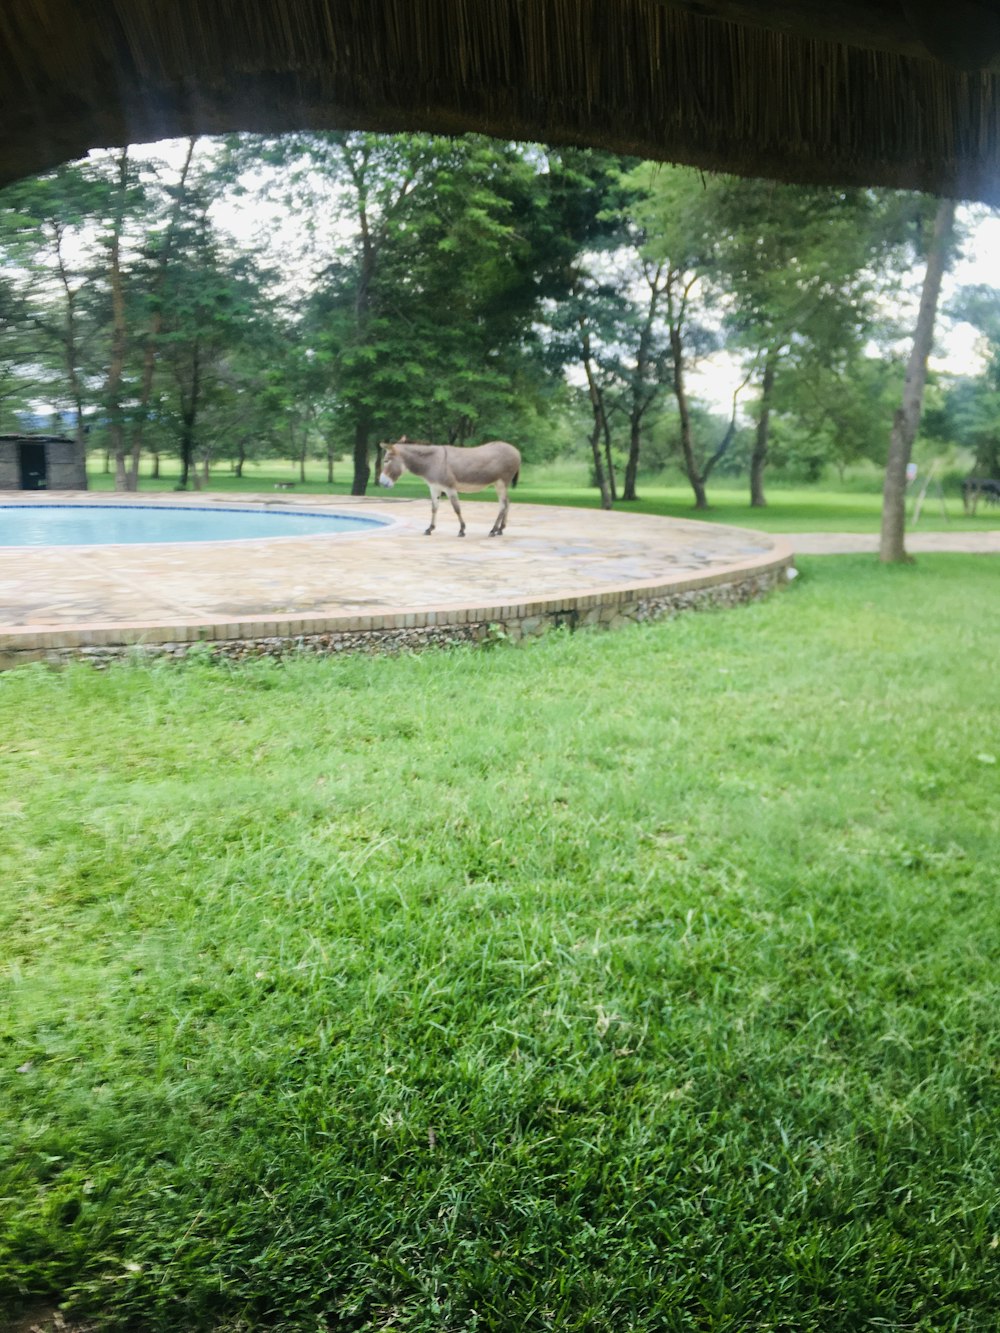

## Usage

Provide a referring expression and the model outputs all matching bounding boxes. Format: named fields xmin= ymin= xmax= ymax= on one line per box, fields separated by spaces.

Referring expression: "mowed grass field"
xmin=1 ymin=556 xmax=999 ymax=1331
xmin=81 ymin=456 xmax=997 ymax=534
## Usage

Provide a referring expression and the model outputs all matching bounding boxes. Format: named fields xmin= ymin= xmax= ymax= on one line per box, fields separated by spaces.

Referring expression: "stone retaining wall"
xmin=1 ymin=560 xmax=792 ymax=669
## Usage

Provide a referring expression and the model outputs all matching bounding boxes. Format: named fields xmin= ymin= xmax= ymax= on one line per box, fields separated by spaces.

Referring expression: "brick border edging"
xmin=0 ymin=553 xmax=794 ymax=668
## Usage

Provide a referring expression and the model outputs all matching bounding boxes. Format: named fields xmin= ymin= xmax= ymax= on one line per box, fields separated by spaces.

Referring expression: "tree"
xmin=710 ymin=181 xmax=906 ymax=508
xmin=100 ymin=147 xmax=134 ymax=490
xmin=880 ymin=197 xmax=957 ymax=563
xmin=568 ymin=271 xmax=622 ymax=507
xmin=120 ymin=137 xmax=199 ymax=489
xmin=0 ymin=161 xmax=117 ymax=460
xmin=765 ymin=350 xmax=902 ymax=480
xmin=624 ymin=166 xmax=727 ymax=508
xmin=155 ymin=182 xmax=272 ymax=489
xmin=527 ymin=151 xmax=635 ymax=507
xmin=939 ymin=284 xmax=1000 ymax=477
xmin=0 ymin=241 xmax=48 ymax=431
xmin=0 ymin=142 xmax=241 ymax=489
xmin=281 ymin=134 xmax=617 ymax=492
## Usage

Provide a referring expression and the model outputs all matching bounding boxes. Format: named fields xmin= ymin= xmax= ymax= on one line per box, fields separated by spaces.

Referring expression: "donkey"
xmin=378 ymin=437 xmax=521 ymax=537
xmin=963 ymin=476 xmax=1000 ymax=513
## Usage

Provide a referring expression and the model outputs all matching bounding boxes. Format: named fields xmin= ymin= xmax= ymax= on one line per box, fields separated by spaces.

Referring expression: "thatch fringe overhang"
xmin=1 ymin=0 xmax=999 ymax=199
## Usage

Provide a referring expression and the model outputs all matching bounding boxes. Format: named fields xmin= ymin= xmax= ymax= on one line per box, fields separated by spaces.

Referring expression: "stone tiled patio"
xmin=0 ymin=492 xmax=794 ymax=666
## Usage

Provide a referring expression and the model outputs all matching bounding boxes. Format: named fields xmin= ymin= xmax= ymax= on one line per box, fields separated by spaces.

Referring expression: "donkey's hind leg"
xmin=446 ymin=489 xmax=466 ymax=537
xmin=489 ymin=481 xmax=510 ymax=536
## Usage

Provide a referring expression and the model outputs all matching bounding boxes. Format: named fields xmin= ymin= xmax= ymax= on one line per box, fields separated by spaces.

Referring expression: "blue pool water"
xmin=0 ymin=504 xmax=389 ymax=547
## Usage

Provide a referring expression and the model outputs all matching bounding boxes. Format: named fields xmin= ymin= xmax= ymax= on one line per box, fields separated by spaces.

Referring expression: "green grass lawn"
xmin=1 ymin=556 xmax=999 ymax=1330
xmin=82 ymin=457 xmax=998 ymax=534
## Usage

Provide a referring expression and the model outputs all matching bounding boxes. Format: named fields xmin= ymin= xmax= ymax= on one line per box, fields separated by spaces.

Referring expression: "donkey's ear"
xmin=398 ymin=435 xmax=407 ymax=443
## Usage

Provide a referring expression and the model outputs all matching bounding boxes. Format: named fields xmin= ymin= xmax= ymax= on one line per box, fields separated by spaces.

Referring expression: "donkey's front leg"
xmin=447 ymin=489 xmax=466 ymax=537
xmin=425 ymin=487 xmax=440 ymax=535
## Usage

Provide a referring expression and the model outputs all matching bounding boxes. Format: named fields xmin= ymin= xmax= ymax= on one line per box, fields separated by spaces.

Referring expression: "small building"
xmin=0 ymin=434 xmax=88 ymax=490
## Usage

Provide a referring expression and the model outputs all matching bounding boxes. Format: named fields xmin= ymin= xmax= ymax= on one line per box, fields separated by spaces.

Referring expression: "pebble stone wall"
xmin=1 ymin=560 xmax=792 ymax=669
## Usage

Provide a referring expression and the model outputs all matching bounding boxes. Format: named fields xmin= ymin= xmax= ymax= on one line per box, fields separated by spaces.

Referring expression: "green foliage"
xmin=0 ymin=143 xmax=283 ymax=474
xmin=929 ymin=374 xmax=1000 ymax=476
xmin=939 ymin=285 xmax=1000 ymax=475
xmin=0 ymin=135 xmax=989 ymax=501
xmin=711 ymin=182 xmax=904 ymax=354
xmin=766 ymin=352 xmax=904 ymax=478
xmin=616 ymin=165 xmax=723 ymax=497
xmin=1 ymin=559 xmax=999 ymax=1330
xmin=294 ymin=135 xmax=623 ymax=479
xmin=0 ymin=156 xmax=134 ymax=430
xmin=705 ymin=184 xmax=926 ymax=499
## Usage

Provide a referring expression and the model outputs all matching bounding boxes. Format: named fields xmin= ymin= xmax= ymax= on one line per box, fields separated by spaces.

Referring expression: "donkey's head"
xmin=378 ymin=438 xmax=407 ymax=487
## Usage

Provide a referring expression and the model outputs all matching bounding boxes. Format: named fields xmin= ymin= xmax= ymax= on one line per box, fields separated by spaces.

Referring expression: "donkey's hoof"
xmin=424 ymin=528 xmax=434 ymax=535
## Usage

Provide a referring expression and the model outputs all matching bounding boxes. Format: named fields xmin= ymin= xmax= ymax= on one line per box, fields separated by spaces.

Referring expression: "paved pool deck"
xmin=0 ymin=492 xmax=796 ymax=665
xmin=4 ymin=493 xmax=993 ymax=667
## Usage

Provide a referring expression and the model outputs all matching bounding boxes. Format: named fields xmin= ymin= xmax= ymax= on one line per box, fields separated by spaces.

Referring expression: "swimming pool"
xmin=0 ymin=504 xmax=390 ymax=547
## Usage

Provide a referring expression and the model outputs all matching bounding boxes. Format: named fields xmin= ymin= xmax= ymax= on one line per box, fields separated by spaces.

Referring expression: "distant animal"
xmin=962 ymin=476 xmax=1000 ymax=513
xmin=378 ymin=437 xmax=521 ymax=537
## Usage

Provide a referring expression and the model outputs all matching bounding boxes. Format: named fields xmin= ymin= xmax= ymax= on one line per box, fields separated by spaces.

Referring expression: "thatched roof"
xmin=2 ymin=1 xmax=1000 ymax=200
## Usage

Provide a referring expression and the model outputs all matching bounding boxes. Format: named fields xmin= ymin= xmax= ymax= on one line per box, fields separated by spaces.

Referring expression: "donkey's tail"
xmin=512 ymin=469 xmax=520 ymax=488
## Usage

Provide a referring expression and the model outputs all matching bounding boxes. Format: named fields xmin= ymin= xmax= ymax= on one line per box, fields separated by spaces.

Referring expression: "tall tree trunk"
xmin=454 ymin=414 xmax=472 ymax=446
xmin=128 ymin=136 xmax=197 ymax=491
xmin=350 ymin=187 xmax=377 ymax=496
xmin=602 ymin=419 xmax=617 ymax=503
xmin=622 ymin=260 xmax=666 ymax=503
xmin=879 ymin=197 xmax=956 ymax=563
xmin=670 ymin=326 xmax=708 ymax=509
xmin=623 ymin=417 xmax=642 ymax=502
xmin=588 ymin=420 xmax=611 ymax=508
xmin=579 ymin=319 xmax=612 ymax=509
xmin=352 ymin=419 xmax=370 ymax=495
xmin=750 ymin=354 xmax=777 ymax=508
xmin=177 ymin=348 xmax=201 ymax=490
xmin=52 ymin=226 xmax=89 ymax=485
xmin=107 ymin=149 xmax=129 ymax=492
xmin=327 ymin=446 xmax=335 ymax=484
xmin=179 ymin=415 xmax=195 ymax=490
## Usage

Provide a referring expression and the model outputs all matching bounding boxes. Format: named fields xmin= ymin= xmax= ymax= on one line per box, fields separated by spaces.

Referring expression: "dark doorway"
xmin=18 ymin=441 xmax=47 ymax=489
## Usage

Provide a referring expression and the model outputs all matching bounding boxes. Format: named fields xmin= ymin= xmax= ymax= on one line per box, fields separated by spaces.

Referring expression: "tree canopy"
xmin=0 ymin=133 xmax=990 ymax=509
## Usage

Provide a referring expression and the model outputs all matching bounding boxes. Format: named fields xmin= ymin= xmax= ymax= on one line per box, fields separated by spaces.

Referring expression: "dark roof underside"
xmin=2 ymin=0 xmax=1000 ymax=200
